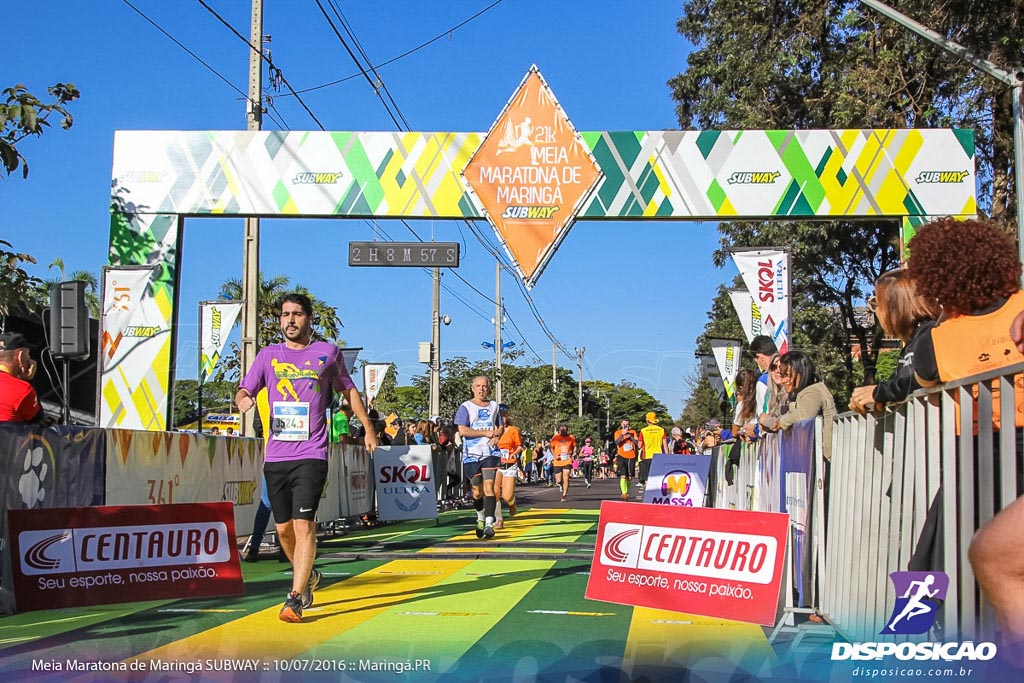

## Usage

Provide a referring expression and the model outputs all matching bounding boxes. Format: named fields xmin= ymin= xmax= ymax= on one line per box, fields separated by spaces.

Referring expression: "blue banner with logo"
xmin=780 ymin=418 xmax=816 ymax=607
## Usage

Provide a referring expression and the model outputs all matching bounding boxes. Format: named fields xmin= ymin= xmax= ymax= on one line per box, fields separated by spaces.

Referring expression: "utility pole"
xmin=429 ymin=268 xmax=441 ymax=417
xmin=494 ymin=261 xmax=503 ymax=404
xmin=575 ymin=347 xmax=585 ymax=417
xmin=240 ymin=0 xmax=263 ymax=435
xmin=860 ymin=0 xmax=1024 ymax=285
xmin=552 ymin=343 xmax=558 ymax=392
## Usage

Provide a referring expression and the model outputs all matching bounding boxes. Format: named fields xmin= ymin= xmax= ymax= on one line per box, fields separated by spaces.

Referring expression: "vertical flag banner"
xmin=363 ymin=364 xmax=392 ymax=405
xmin=697 ymin=355 xmax=726 ymax=400
xmin=340 ymin=347 xmax=362 ymax=379
xmin=98 ymin=265 xmax=163 ymax=429
xmin=710 ymin=339 xmax=744 ymax=402
xmin=199 ymin=300 xmax=243 ymax=382
xmin=731 ymin=249 xmax=790 ymax=353
xmin=727 ymin=289 xmax=762 ymax=343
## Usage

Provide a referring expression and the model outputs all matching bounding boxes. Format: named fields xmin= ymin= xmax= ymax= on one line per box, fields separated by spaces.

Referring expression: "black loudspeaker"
xmin=49 ymin=281 xmax=90 ymax=359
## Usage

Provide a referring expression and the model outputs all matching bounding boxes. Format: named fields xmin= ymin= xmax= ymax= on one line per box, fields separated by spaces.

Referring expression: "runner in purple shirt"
xmin=235 ymin=292 xmax=377 ymax=623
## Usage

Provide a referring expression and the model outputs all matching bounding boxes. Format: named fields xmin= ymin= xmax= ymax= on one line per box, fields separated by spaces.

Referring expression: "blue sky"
xmin=4 ymin=0 xmax=729 ymax=415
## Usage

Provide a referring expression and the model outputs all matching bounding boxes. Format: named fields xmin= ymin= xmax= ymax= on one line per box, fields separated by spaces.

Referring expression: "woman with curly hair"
xmin=909 ymin=217 xmax=1024 ymax=395
xmin=849 ymin=268 xmax=939 ymax=414
xmin=907 ymin=217 xmax=1024 ymax=662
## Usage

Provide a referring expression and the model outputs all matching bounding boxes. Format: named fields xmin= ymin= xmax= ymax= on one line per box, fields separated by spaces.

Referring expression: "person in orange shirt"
xmin=494 ymin=404 xmax=523 ymax=529
xmin=549 ymin=423 xmax=577 ymax=503
xmin=614 ymin=418 xmax=641 ymax=501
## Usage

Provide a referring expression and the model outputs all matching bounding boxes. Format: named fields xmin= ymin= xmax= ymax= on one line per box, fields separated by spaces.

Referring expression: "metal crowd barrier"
xmin=826 ymin=361 xmax=1024 ymax=644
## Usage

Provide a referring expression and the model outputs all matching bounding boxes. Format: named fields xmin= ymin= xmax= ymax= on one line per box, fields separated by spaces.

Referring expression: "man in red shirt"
xmin=0 ymin=332 xmax=41 ymax=423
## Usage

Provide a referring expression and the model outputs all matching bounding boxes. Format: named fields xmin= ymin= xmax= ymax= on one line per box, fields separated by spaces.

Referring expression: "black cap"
xmin=0 ymin=332 xmax=29 ymax=350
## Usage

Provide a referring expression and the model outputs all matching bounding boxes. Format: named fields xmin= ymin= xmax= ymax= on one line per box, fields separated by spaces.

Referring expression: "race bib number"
xmin=272 ymin=402 xmax=310 ymax=441
xmin=622 ymin=442 xmax=634 ymax=452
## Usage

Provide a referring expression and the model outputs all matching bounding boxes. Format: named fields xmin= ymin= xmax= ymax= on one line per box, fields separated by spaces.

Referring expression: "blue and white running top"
xmin=454 ymin=399 xmax=502 ymax=463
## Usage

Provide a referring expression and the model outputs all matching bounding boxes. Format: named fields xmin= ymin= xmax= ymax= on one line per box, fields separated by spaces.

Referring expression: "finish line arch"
xmin=103 ymin=76 xmax=976 ymax=431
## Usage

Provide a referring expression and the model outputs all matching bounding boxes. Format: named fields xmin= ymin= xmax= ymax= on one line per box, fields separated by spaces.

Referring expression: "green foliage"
xmin=172 ymin=379 xmax=236 ymax=428
xmin=385 ymin=358 xmax=667 ymax=446
xmin=1 ymin=82 xmax=79 ymax=179
xmin=667 ymin=0 xmax=1024 ymax=409
xmin=0 ymin=240 xmax=42 ymax=316
xmin=874 ymin=348 xmax=901 ymax=383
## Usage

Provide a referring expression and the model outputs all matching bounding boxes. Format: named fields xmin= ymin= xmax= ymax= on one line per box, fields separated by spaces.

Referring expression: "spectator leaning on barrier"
xmin=849 ymin=268 xmax=939 ymax=415
xmin=0 ymin=332 xmax=42 ymax=423
xmin=759 ymin=350 xmax=837 ymax=459
xmin=904 ymin=217 xmax=1024 ymax=661
xmin=749 ymin=335 xmax=779 ymax=423
xmin=910 ymin=217 xmax=1024 ymax=429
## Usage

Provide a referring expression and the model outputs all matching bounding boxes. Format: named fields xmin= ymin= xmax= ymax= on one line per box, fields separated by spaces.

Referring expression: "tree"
xmin=172 ymin=379 xmax=236 ymax=428
xmin=0 ymin=83 xmax=79 ymax=315
xmin=214 ymin=273 xmax=345 ymax=380
xmin=1 ymin=83 xmax=79 ymax=179
xmin=668 ymin=0 xmax=1021 ymax=400
xmin=0 ymin=240 xmax=42 ymax=316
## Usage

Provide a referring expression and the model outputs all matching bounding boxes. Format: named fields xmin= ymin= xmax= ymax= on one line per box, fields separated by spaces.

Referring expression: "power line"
xmin=288 ymin=0 xmax=506 ymax=97
xmin=196 ymin=0 xmax=326 ymax=130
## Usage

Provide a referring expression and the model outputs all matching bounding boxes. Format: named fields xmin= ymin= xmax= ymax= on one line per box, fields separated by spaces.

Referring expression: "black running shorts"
xmin=463 ymin=455 xmax=500 ymax=484
xmin=264 ymin=458 xmax=329 ymax=523
xmin=615 ymin=455 xmax=637 ymax=479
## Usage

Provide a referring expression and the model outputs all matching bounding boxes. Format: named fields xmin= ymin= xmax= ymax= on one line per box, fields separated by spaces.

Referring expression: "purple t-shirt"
xmin=240 ymin=341 xmax=355 ymax=462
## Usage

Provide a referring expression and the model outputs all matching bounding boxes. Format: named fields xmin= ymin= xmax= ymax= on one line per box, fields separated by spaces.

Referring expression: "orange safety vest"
xmin=932 ymin=289 xmax=1024 ymax=432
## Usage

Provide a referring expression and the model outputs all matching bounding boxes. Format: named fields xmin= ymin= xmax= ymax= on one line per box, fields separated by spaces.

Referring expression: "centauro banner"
xmin=199 ymin=300 xmax=242 ymax=383
xmin=731 ymin=249 xmax=790 ymax=354
xmin=98 ymin=265 xmax=165 ymax=430
xmin=710 ymin=339 xmax=744 ymax=402
xmin=728 ymin=289 xmax=761 ymax=343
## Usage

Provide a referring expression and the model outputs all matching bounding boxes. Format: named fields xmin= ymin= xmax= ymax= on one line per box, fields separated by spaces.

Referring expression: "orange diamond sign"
xmin=463 ymin=66 xmax=601 ymax=288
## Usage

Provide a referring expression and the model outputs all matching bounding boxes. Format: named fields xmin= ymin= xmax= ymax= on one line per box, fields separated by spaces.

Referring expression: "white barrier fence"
xmin=826 ymin=362 xmax=1023 ymax=643
xmin=707 ymin=362 xmax=1024 ymax=644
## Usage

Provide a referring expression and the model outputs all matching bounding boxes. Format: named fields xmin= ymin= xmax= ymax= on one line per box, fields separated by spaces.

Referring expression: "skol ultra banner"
xmin=710 ymin=339 xmax=744 ymax=401
xmin=586 ymin=502 xmax=789 ymax=625
xmin=373 ymin=446 xmax=437 ymax=522
xmin=363 ymin=363 xmax=392 ymax=405
xmin=697 ymin=354 xmax=726 ymax=399
xmin=7 ymin=502 xmax=243 ymax=611
xmin=98 ymin=265 xmax=165 ymax=430
xmin=731 ymin=249 xmax=790 ymax=354
xmin=199 ymin=300 xmax=242 ymax=382
xmin=728 ymin=289 xmax=762 ymax=343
